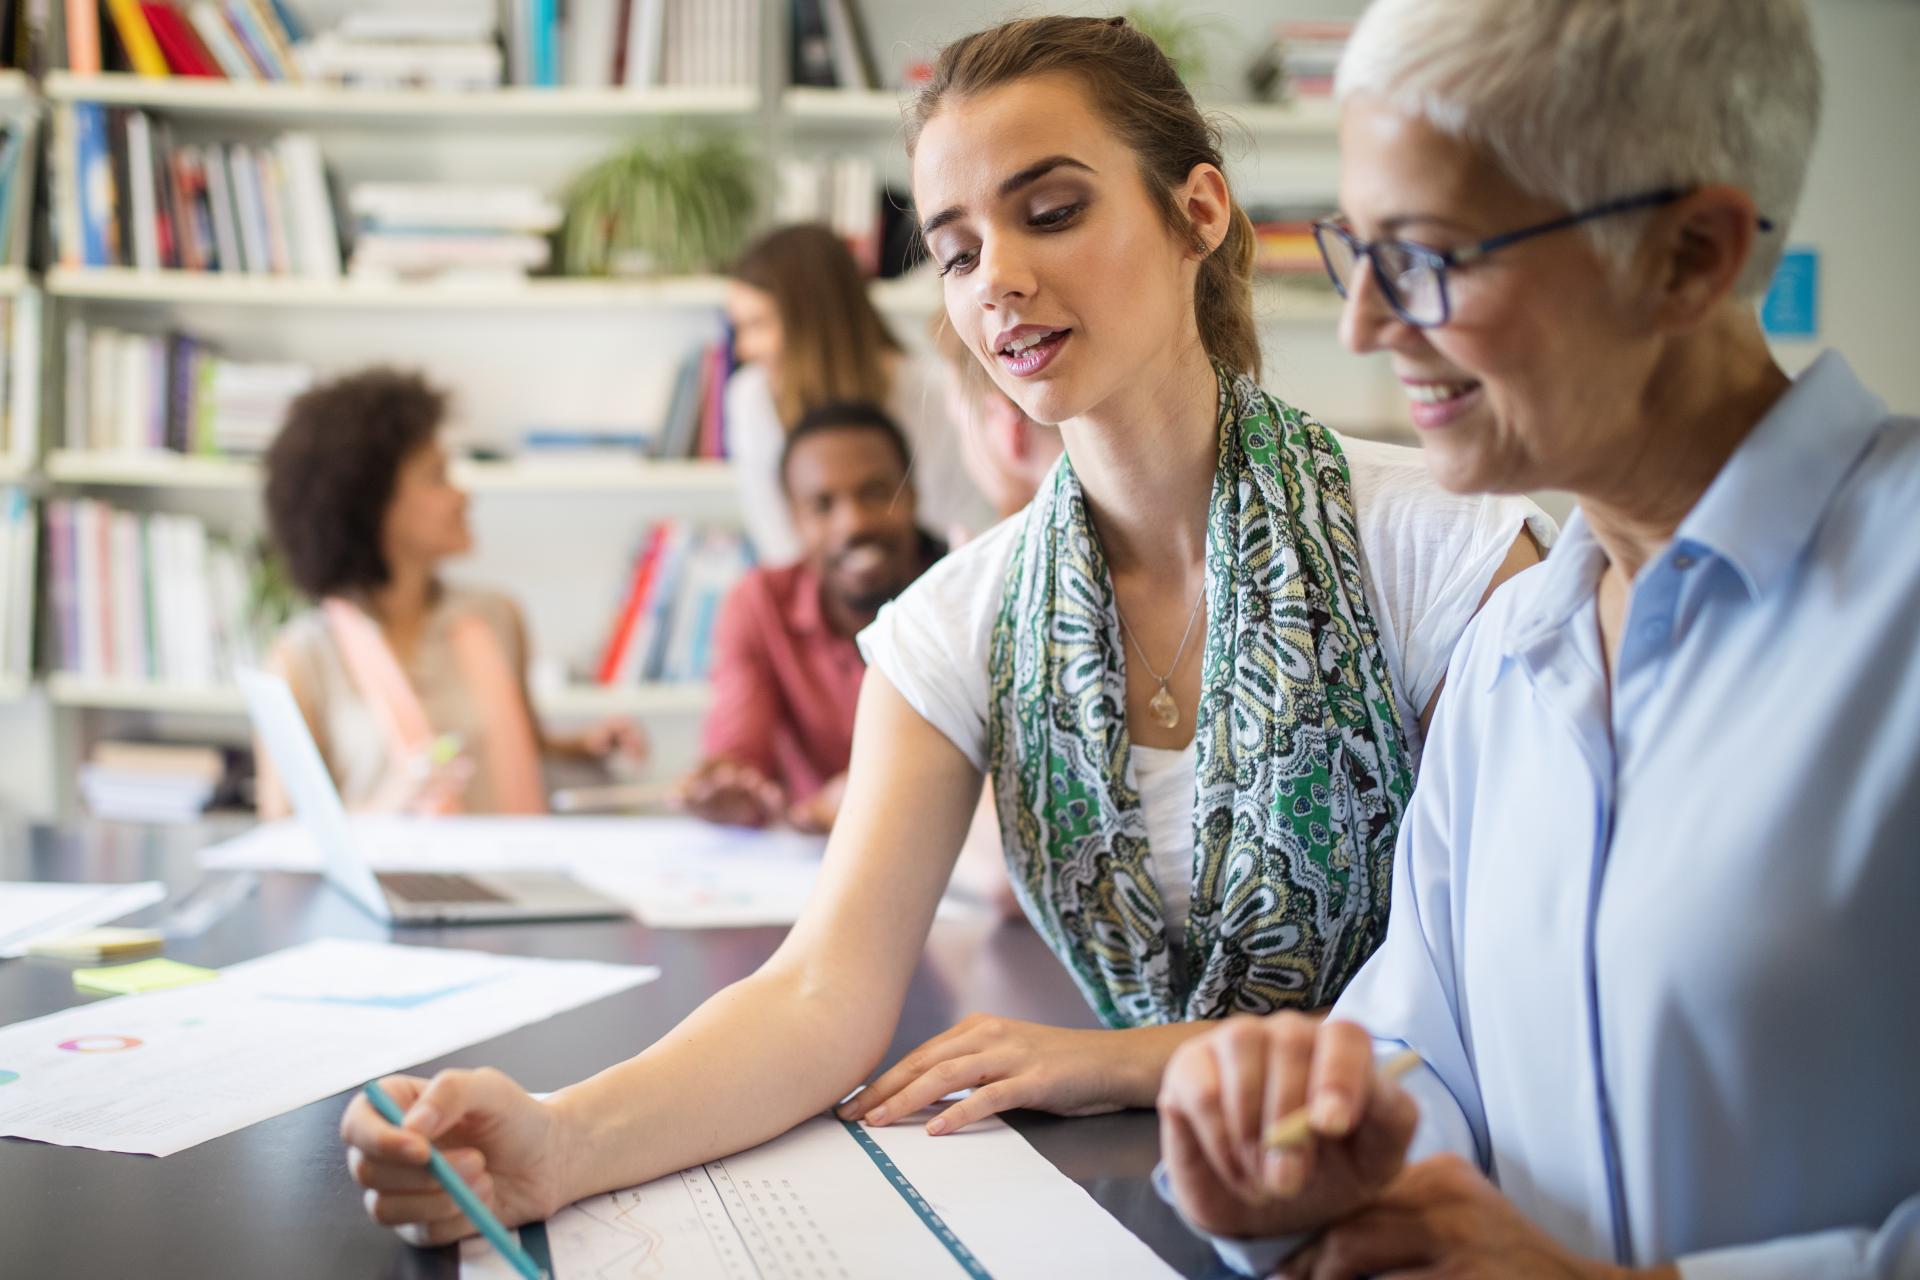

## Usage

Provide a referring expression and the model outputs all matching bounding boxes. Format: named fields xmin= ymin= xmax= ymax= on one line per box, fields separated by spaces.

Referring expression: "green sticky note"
xmin=73 ymin=957 xmax=219 ymax=996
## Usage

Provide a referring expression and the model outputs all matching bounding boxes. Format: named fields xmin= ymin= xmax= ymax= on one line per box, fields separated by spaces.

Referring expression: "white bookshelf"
xmin=0 ymin=265 xmax=27 ymax=297
xmin=0 ymin=69 xmax=31 ymax=105
xmin=47 ymin=673 xmax=710 ymax=719
xmin=43 ymin=73 xmax=758 ymax=128
xmin=0 ymin=675 xmax=25 ymax=702
xmin=0 ymin=459 xmax=26 ymax=485
xmin=46 ymin=449 xmax=736 ymax=495
xmin=47 ymin=268 xmax=735 ymax=311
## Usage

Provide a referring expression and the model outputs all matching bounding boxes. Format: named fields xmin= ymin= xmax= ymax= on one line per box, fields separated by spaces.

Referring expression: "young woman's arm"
xmin=340 ymin=671 xmax=983 ymax=1242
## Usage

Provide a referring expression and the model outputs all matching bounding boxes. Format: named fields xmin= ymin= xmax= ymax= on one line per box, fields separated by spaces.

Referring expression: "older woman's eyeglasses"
xmin=1312 ymin=188 xmax=1775 ymax=329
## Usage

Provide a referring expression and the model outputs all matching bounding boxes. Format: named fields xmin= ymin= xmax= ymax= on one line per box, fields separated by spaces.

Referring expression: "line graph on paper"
xmin=544 ymin=1160 xmax=851 ymax=1280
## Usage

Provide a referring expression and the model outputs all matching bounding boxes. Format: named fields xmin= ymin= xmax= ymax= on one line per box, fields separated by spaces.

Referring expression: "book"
xmin=64 ymin=0 xmax=101 ymax=73
xmin=104 ymin=0 xmax=169 ymax=76
xmin=188 ymin=0 xmax=257 ymax=80
xmin=141 ymin=2 xmax=221 ymax=76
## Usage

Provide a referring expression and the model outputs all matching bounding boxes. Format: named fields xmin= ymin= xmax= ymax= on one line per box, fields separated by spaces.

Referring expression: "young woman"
xmin=259 ymin=368 xmax=644 ymax=817
xmin=340 ymin=17 xmax=1545 ymax=1244
xmin=724 ymin=223 xmax=992 ymax=562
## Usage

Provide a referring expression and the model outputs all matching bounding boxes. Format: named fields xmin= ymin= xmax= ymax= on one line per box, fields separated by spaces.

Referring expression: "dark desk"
xmin=1 ymin=821 xmax=1228 ymax=1279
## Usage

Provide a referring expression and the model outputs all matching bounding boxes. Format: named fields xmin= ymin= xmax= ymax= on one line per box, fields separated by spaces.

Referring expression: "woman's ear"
xmin=1179 ymin=162 xmax=1234 ymax=259
xmin=1648 ymin=184 xmax=1762 ymax=330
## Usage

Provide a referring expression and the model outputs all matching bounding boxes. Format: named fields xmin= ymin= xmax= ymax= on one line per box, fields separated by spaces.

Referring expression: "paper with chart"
xmin=0 ymin=938 xmax=657 ymax=1156
xmin=198 ymin=815 xmax=837 ymax=927
xmin=462 ymin=1111 xmax=1179 ymax=1280
xmin=0 ymin=881 xmax=167 ymax=957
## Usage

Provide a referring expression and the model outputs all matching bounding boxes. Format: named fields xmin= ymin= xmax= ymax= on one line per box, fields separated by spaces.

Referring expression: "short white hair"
xmin=1336 ymin=0 xmax=1822 ymax=298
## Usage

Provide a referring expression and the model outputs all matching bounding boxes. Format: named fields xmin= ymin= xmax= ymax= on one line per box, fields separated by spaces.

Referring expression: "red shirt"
xmin=700 ymin=562 xmax=866 ymax=803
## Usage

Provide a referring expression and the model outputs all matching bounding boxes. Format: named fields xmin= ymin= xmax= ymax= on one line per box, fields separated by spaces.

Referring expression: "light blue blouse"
xmin=1185 ymin=351 xmax=1920 ymax=1277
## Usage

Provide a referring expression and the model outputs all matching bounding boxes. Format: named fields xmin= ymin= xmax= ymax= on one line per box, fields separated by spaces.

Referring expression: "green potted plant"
xmin=558 ymin=131 xmax=758 ymax=278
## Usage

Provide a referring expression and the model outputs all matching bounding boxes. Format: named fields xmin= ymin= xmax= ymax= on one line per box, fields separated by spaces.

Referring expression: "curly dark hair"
xmin=264 ymin=367 xmax=447 ymax=599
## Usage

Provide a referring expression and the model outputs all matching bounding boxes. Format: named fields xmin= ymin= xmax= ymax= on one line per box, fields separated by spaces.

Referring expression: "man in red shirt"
xmin=681 ymin=402 xmax=945 ymax=832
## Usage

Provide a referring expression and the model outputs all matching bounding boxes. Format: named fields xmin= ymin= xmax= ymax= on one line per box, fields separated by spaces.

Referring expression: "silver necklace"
xmin=1115 ymin=583 xmax=1207 ymax=730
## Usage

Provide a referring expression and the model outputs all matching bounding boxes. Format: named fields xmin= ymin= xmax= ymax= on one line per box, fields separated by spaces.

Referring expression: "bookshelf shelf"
xmin=0 ymin=70 xmax=32 ymax=107
xmin=47 ymin=268 xmax=734 ymax=310
xmin=0 ymin=676 xmax=25 ymax=703
xmin=0 ymin=460 xmax=28 ymax=485
xmin=781 ymin=86 xmax=908 ymax=124
xmin=778 ymin=86 xmax=1341 ymax=140
xmin=46 ymin=674 xmax=711 ymax=718
xmin=45 ymin=450 xmax=737 ymax=495
xmin=47 ymin=675 xmax=248 ymax=715
xmin=42 ymin=73 xmax=758 ymax=127
xmin=47 ymin=451 xmax=257 ymax=489
xmin=535 ymin=682 xmax=712 ymax=718
xmin=0 ymin=266 xmax=26 ymax=297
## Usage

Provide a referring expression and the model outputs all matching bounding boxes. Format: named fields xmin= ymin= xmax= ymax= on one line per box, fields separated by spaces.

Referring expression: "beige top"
xmin=270 ymin=586 xmax=537 ymax=813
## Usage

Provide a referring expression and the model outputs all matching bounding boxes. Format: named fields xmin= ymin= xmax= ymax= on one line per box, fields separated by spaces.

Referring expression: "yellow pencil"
xmin=1261 ymin=1047 xmax=1424 ymax=1150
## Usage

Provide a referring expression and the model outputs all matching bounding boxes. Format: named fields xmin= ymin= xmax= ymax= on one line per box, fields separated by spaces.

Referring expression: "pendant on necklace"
xmin=1148 ymin=684 xmax=1181 ymax=730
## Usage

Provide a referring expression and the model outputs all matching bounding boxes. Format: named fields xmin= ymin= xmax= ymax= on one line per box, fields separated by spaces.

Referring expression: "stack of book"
xmin=649 ymin=333 xmax=733 ymax=461
xmin=44 ymin=497 xmax=269 ymax=688
xmin=62 ymin=320 xmax=314 ymax=456
xmin=0 ymin=488 xmax=34 ymax=685
xmin=347 ymin=182 xmax=557 ymax=281
xmin=297 ymin=0 xmax=501 ymax=89
xmin=1272 ymin=20 xmax=1352 ymax=101
xmin=1248 ymin=202 xmax=1339 ymax=283
xmin=66 ymin=0 xmax=308 ymax=79
xmin=789 ymin=0 xmax=879 ymax=90
xmin=594 ymin=520 xmax=752 ymax=686
xmin=50 ymin=106 xmax=343 ymax=276
xmin=79 ymin=740 xmax=227 ymax=822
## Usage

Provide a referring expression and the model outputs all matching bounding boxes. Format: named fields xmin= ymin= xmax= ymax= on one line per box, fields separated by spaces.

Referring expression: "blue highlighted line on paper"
xmin=262 ymin=976 xmax=500 ymax=1010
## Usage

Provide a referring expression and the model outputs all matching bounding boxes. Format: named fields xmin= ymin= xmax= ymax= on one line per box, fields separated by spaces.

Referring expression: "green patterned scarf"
xmin=986 ymin=367 xmax=1414 ymax=1029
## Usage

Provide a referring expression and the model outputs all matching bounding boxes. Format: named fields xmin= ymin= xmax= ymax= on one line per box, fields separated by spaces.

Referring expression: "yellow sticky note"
xmin=73 ymin=957 xmax=219 ymax=996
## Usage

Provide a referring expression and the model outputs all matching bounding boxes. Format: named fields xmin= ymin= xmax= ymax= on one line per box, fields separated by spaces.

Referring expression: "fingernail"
xmin=1311 ymin=1093 xmax=1353 ymax=1135
xmin=925 ymin=1117 xmax=947 ymax=1136
xmin=866 ymin=1107 xmax=889 ymax=1125
xmin=405 ymin=1105 xmax=439 ymax=1134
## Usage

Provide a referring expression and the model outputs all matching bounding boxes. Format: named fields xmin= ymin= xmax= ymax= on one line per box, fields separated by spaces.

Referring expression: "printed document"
xmin=0 ymin=938 xmax=657 ymax=1156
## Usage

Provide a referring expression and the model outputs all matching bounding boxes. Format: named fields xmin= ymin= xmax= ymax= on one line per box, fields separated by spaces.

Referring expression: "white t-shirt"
xmin=858 ymin=434 xmax=1554 ymax=940
xmin=726 ymin=354 xmax=996 ymax=565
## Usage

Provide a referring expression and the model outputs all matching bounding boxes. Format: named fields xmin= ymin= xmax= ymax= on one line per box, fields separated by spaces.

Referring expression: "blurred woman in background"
xmin=258 ymin=367 xmax=644 ymax=817
xmin=725 ymin=223 xmax=991 ymax=562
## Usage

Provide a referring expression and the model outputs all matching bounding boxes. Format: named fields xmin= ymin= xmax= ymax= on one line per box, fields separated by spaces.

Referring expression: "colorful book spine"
xmin=104 ymin=0 xmax=172 ymax=77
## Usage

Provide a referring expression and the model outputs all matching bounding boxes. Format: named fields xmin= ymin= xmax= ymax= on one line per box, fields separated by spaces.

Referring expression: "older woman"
xmin=1158 ymin=1 xmax=1920 ymax=1277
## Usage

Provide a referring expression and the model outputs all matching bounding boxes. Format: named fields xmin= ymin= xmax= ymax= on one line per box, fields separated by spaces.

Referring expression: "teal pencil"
xmin=361 ymin=1079 xmax=544 ymax=1280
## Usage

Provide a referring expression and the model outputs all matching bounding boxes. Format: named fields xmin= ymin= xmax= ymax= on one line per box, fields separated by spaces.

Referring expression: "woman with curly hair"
xmin=259 ymin=367 xmax=644 ymax=817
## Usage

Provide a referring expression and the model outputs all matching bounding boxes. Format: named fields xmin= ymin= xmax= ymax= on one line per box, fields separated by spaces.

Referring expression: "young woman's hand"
xmin=835 ymin=1014 xmax=1177 ymax=1135
xmin=340 ymin=1068 xmax=573 ymax=1246
xmin=1157 ymin=1016 xmax=1418 ymax=1242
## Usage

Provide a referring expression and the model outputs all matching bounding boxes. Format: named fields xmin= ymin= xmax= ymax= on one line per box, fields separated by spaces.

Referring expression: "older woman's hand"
xmin=1278 ymin=1154 xmax=1675 ymax=1280
xmin=1157 ymin=1015 xmax=1418 ymax=1242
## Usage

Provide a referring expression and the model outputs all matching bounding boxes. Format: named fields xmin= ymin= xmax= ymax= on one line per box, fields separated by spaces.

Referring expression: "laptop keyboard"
xmin=377 ymin=872 xmax=513 ymax=905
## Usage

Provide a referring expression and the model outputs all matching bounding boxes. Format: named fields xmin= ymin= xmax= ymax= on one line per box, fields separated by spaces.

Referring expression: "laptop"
xmin=237 ymin=668 xmax=628 ymax=925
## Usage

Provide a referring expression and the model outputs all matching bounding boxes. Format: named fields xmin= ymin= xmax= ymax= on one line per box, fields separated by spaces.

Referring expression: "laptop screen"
xmin=237 ymin=668 xmax=391 ymax=921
